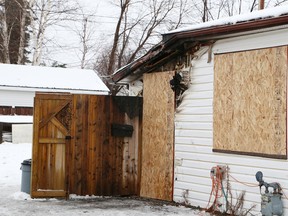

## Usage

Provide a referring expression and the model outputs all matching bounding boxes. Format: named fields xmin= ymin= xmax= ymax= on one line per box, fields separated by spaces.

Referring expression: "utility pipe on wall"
xmin=259 ymin=0 xmax=265 ymax=10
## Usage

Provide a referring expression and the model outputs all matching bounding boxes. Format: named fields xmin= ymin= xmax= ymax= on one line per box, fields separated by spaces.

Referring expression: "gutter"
xmin=112 ymin=43 xmax=165 ymax=82
xmin=162 ymin=14 xmax=288 ymax=42
xmin=0 ymin=85 xmax=110 ymax=95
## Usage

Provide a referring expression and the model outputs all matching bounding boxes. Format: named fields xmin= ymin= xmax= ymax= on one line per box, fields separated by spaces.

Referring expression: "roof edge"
xmin=112 ymin=14 xmax=288 ymax=83
xmin=163 ymin=14 xmax=288 ymax=42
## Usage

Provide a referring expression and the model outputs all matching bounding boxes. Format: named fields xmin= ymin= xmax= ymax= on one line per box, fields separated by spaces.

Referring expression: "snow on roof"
xmin=166 ymin=6 xmax=288 ymax=35
xmin=0 ymin=64 xmax=109 ymax=93
xmin=0 ymin=115 xmax=33 ymax=123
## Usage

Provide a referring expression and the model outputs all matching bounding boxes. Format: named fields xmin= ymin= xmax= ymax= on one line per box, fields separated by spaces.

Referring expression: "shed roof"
xmin=0 ymin=64 xmax=110 ymax=94
xmin=0 ymin=115 xmax=33 ymax=124
xmin=112 ymin=6 xmax=288 ymax=83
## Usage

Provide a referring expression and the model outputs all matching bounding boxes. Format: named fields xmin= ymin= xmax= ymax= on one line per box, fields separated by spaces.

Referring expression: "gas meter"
xmin=255 ymin=171 xmax=283 ymax=216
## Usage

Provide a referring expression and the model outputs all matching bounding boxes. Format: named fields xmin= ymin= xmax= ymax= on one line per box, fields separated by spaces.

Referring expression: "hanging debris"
xmin=170 ymin=71 xmax=189 ymax=107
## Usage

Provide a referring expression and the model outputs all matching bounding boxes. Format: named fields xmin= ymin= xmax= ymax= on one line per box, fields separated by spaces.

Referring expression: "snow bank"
xmin=0 ymin=142 xmax=32 ymax=187
xmin=0 ymin=142 xmax=210 ymax=216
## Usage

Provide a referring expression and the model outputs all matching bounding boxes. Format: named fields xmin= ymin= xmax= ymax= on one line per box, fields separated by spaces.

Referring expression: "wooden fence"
xmin=31 ymin=93 xmax=142 ymax=198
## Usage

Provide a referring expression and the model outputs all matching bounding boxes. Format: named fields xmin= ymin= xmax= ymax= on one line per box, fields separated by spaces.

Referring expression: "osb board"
xmin=214 ymin=46 xmax=287 ymax=157
xmin=141 ymin=71 xmax=175 ymax=201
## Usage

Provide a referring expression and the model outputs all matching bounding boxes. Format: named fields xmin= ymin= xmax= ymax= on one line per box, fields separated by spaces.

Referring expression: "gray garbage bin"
xmin=20 ymin=159 xmax=31 ymax=194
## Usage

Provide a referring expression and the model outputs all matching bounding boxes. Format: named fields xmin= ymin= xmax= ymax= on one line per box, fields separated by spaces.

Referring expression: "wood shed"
xmin=0 ymin=64 xmax=109 ymax=144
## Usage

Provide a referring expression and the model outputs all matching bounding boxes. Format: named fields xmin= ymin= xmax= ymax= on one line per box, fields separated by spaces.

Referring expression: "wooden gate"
xmin=31 ymin=93 xmax=142 ymax=198
xmin=31 ymin=93 xmax=72 ymax=198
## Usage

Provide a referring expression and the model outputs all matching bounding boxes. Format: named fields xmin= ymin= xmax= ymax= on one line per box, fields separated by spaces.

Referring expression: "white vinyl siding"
xmin=173 ymin=28 xmax=288 ymax=214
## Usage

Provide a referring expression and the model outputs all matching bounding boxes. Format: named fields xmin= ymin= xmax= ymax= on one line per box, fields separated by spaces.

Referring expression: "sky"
xmin=43 ymin=1 xmax=118 ymax=68
xmin=0 ymin=142 xmax=211 ymax=216
xmin=40 ymin=0 xmax=288 ymax=69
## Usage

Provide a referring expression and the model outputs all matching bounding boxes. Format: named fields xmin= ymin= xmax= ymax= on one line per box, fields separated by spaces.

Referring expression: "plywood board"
xmin=214 ymin=46 xmax=287 ymax=157
xmin=141 ymin=71 xmax=175 ymax=201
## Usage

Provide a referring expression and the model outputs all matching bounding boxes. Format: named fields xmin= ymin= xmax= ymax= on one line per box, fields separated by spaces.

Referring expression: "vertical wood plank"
xmin=111 ymin=97 xmax=124 ymax=195
xmin=32 ymin=93 xmax=72 ymax=198
xmin=101 ymin=96 xmax=112 ymax=195
xmin=31 ymin=96 xmax=40 ymax=197
xmin=87 ymin=95 xmax=97 ymax=195
xmin=72 ymin=94 xmax=86 ymax=195
xmin=94 ymin=96 xmax=105 ymax=195
xmin=81 ymin=95 xmax=89 ymax=195
xmin=68 ymin=95 xmax=77 ymax=195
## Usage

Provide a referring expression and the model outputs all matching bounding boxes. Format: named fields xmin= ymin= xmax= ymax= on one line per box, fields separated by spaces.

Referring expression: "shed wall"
xmin=12 ymin=124 xmax=33 ymax=144
xmin=173 ymin=28 xmax=288 ymax=214
xmin=0 ymin=89 xmax=109 ymax=108
xmin=0 ymin=90 xmax=34 ymax=107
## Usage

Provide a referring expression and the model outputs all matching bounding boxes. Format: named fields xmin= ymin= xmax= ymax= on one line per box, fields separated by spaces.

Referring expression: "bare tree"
xmin=273 ymin=0 xmax=288 ymax=6
xmin=17 ymin=0 xmax=29 ymax=64
xmin=80 ymin=17 xmax=88 ymax=69
xmin=0 ymin=2 xmax=10 ymax=64
xmin=202 ymin=0 xmax=208 ymax=22
xmin=28 ymin=0 xmax=80 ymax=66
xmin=0 ymin=0 xmax=31 ymax=64
xmin=96 ymin=0 xmax=189 ymax=80
xmin=250 ymin=0 xmax=258 ymax=11
xmin=107 ymin=0 xmax=131 ymax=76
xmin=188 ymin=0 xmax=288 ymax=23
xmin=172 ymin=0 xmax=190 ymax=29
xmin=74 ymin=15 xmax=99 ymax=69
xmin=125 ymin=0 xmax=176 ymax=64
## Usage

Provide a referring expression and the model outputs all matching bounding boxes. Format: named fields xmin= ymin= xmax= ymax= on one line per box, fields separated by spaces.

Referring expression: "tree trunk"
xmin=17 ymin=0 xmax=28 ymax=64
xmin=107 ymin=0 xmax=130 ymax=75
xmin=80 ymin=18 xmax=88 ymax=69
xmin=32 ymin=0 xmax=51 ymax=65
xmin=202 ymin=0 xmax=208 ymax=22
xmin=0 ymin=12 xmax=11 ymax=64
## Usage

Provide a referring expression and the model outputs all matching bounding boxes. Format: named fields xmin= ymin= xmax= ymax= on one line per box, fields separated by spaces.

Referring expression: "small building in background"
xmin=0 ymin=63 xmax=109 ymax=143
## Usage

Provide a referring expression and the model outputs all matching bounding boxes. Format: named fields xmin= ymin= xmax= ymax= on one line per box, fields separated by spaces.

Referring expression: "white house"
xmin=0 ymin=63 xmax=109 ymax=108
xmin=0 ymin=64 xmax=109 ymax=143
xmin=112 ymin=6 xmax=288 ymax=215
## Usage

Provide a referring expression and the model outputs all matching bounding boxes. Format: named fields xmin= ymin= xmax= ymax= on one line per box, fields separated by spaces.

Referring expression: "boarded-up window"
xmin=213 ymin=46 xmax=287 ymax=159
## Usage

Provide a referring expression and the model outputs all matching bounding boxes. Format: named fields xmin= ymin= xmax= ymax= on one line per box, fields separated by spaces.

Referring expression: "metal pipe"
xmin=259 ymin=0 xmax=265 ymax=10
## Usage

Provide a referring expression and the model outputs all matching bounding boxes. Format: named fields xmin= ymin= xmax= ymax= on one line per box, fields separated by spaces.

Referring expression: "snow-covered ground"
xmin=0 ymin=142 xmax=210 ymax=216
